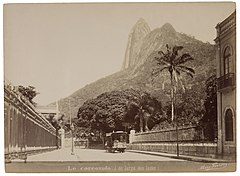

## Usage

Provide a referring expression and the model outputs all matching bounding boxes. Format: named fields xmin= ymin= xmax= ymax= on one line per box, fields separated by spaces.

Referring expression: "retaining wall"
xmin=128 ymin=142 xmax=217 ymax=158
xmin=129 ymin=126 xmax=219 ymax=158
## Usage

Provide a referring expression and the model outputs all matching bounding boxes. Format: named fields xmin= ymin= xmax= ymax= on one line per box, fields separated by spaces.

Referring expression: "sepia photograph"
xmin=3 ymin=1 xmax=237 ymax=173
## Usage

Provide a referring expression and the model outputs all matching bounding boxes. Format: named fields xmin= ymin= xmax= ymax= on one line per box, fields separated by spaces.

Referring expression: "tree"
xmin=76 ymin=89 xmax=163 ymax=136
xmin=152 ymin=44 xmax=195 ymax=122
xmin=18 ymin=85 xmax=39 ymax=106
xmin=46 ymin=113 xmax=65 ymax=149
xmin=47 ymin=113 xmax=65 ymax=129
xmin=200 ymin=74 xmax=217 ymax=141
xmin=175 ymin=84 xmax=205 ymax=126
xmin=126 ymin=91 xmax=162 ymax=132
xmin=152 ymin=44 xmax=195 ymax=156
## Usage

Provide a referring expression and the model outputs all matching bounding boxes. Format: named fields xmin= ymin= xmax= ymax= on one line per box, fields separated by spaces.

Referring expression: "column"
xmin=59 ymin=128 xmax=65 ymax=150
xmin=217 ymin=92 xmax=223 ymax=155
xmin=129 ymin=130 xmax=135 ymax=144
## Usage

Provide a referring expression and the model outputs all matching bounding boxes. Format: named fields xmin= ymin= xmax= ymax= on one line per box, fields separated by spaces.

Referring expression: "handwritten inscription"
xmin=200 ymin=163 xmax=228 ymax=171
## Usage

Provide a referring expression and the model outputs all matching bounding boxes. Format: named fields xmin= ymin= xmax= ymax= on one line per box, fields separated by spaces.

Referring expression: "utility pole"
xmin=56 ymin=101 xmax=59 ymax=149
xmin=69 ymin=98 xmax=74 ymax=155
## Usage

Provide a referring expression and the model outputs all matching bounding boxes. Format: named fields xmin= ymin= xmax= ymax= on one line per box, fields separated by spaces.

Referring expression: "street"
xmin=5 ymin=148 xmax=236 ymax=172
xmin=26 ymin=148 xmax=185 ymax=162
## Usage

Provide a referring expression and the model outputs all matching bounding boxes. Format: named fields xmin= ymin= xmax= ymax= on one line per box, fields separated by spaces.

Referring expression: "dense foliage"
xmin=45 ymin=113 xmax=65 ymax=149
xmin=18 ymin=85 xmax=39 ymax=105
xmin=153 ymin=74 xmax=217 ymax=142
xmin=46 ymin=114 xmax=65 ymax=130
xmin=153 ymin=83 xmax=205 ymax=130
xmin=200 ymin=74 xmax=217 ymax=141
xmin=76 ymin=89 xmax=163 ymax=134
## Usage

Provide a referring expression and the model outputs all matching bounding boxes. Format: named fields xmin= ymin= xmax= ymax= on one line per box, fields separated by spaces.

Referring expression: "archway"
xmin=225 ymin=108 xmax=234 ymax=141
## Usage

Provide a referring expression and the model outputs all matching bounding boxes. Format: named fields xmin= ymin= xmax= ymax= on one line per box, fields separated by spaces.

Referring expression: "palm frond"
xmin=162 ymin=80 xmax=165 ymax=90
xmin=176 ymin=67 xmax=194 ymax=78
xmin=172 ymin=46 xmax=184 ymax=56
xmin=151 ymin=69 xmax=162 ymax=83
xmin=175 ymin=69 xmax=181 ymax=75
xmin=159 ymin=66 xmax=170 ymax=73
xmin=180 ymin=79 xmax=186 ymax=93
xmin=152 ymin=66 xmax=169 ymax=78
xmin=173 ymin=69 xmax=179 ymax=83
xmin=166 ymin=44 xmax=171 ymax=52
xmin=171 ymin=71 xmax=186 ymax=92
xmin=161 ymin=77 xmax=171 ymax=90
xmin=174 ymin=86 xmax=177 ymax=93
xmin=151 ymin=66 xmax=170 ymax=85
xmin=177 ymin=74 xmax=186 ymax=93
xmin=158 ymin=51 xmax=165 ymax=56
xmin=177 ymin=65 xmax=195 ymax=74
xmin=154 ymin=56 xmax=169 ymax=66
xmin=173 ymin=53 xmax=194 ymax=65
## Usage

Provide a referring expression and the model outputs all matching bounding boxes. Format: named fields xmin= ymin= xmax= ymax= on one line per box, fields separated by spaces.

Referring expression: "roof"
xmin=216 ymin=10 xmax=236 ymax=28
xmin=36 ymin=105 xmax=59 ymax=114
xmin=215 ymin=10 xmax=236 ymax=41
xmin=106 ymin=131 xmax=127 ymax=136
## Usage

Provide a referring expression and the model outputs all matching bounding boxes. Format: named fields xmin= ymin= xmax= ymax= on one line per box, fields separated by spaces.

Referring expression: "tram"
xmin=105 ymin=131 xmax=127 ymax=153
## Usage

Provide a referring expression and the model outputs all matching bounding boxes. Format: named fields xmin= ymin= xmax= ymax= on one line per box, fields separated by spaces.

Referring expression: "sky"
xmin=4 ymin=2 xmax=235 ymax=105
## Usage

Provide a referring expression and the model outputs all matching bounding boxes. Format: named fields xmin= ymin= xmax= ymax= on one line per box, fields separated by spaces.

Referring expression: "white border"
xmin=0 ymin=1 xmax=239 ymax=176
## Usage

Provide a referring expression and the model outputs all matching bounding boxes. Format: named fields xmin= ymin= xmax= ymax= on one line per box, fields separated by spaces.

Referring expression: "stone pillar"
xmin=58 ymin=128 xmax=65 ymax=150
xmin=217 ymin=92 xmax=223 ymax=155
xmin=129 ymin=130 xmax=135 ymax=144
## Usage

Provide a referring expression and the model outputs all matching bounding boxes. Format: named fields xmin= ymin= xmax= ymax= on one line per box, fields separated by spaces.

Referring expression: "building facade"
xmin=215 ymin=11 xmax=236 ymax=158
xmin=36 ymin=104 xmax=59 ymax=120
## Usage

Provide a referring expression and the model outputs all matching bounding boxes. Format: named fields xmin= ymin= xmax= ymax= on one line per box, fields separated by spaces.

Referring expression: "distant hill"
xmin=56 ymin=19 xmax=216 ymax=122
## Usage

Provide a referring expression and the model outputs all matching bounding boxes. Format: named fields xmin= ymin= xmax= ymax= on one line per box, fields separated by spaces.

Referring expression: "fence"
xmin=4 ymin=85 xmax=61 ymax=162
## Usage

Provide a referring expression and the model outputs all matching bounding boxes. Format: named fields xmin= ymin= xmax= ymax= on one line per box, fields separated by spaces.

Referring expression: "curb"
xmin=127 ymin=150 xmax=235 ymax=163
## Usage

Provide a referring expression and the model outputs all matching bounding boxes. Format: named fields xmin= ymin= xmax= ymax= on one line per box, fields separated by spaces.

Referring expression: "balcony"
xmin=217 ymin=73 xmax=235 ymax=91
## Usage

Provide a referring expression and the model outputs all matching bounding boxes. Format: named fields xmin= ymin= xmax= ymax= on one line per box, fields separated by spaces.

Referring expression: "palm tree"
xmin=129 ymin=93 xmax=147 ymax=132
xmin=152 ymin=44 xmax=195 ymax=156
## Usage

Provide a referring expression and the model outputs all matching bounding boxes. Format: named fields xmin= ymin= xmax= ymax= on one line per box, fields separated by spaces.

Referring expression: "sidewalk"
xmin=127 ymin=150 xmax=235 ymax=163
xmin=13 ymin=148 xmax=79 ymax=162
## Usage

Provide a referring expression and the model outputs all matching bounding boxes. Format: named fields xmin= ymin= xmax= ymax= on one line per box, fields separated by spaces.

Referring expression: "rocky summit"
xmin=122 ymin=18 xmax=151 ymax=70
xmin=56 ymin=19 xmax=216 ymax=121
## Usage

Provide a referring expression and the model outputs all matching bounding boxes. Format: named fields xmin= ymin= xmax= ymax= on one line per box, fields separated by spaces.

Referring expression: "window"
xmin=223 ymin=46 xmax=233 ymax=75
xmin=225 ymin=109 xmax=233 ymax=141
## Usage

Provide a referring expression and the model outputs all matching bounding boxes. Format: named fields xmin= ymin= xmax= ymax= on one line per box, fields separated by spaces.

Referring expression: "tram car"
xmin=105 ymin=131 xmax=127 ymax=153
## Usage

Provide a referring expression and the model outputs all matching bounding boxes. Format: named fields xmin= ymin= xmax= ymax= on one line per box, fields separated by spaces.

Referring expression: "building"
xmin=215 ymin=11 xmax=236 ymax=159
xmin=36 ymin=103 xmax=59 ymax=120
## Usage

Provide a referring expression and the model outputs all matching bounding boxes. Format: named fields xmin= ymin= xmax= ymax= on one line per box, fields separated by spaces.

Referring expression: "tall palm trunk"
xmin=139 ymin=107 xmax=144 ymax=132
xmin=170 ymin=71 xmax=179 ymax=157
xmin=170 ymin=72 xmax=174 ymax=122
xmin=144 ymin=112 xmax=150 ymax=132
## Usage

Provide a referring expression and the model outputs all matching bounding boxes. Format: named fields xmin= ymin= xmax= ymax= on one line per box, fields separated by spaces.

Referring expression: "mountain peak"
xmin=161 ymin=23 xmax=176 ymax=33
xmin=121 ymin=18 xmax=150 ymax=70
xmin=132 ymin=18 xmax=150 ymax=31
xmin=136 ymin=18 xmax=147 ymax=24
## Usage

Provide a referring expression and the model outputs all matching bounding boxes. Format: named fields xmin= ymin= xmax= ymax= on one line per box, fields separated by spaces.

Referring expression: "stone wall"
xmin=133 ymin=126 xmax=204 ymax=143
xmin=128 ymin=142 xmax=217 ymax=158
xmin=129 ymin=126 xmax=219 ymax=158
